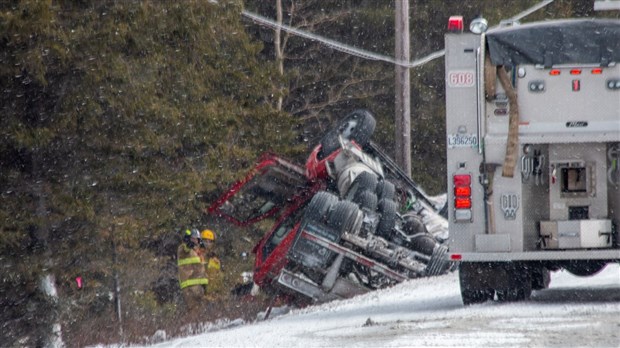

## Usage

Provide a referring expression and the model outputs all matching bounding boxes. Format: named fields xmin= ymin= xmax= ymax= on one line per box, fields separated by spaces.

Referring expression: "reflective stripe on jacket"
xmin=178 ymin=256 xmax=202 ymax=266
xmin=177 ymin=244 xmax=208 ymax=289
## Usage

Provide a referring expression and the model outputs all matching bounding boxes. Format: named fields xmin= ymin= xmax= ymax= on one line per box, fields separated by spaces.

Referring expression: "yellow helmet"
xmin=201 ymin=229 xmax=215 ymax=241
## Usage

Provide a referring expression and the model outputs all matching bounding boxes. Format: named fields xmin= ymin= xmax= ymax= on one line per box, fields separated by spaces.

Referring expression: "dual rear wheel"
xmin=459 ymin=261 xmax=547 ymax=305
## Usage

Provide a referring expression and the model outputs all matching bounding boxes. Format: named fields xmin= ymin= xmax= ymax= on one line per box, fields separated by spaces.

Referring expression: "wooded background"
xmin=1 ymin=0 xmax=615 ymax=345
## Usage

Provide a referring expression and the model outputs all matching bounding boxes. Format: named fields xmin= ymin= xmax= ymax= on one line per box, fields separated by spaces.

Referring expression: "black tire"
xmin=317 ymin=109 xmax=377 ymax=160
xmin=462 ymin=289 xmax=495 ymax=305
xmin=317 ymin=128 xmax=340 ymax=161
xmin=496 ymin=266 xmax=533 ymax=302
xmin=496 ymin=285 xmax=532 ymax=302
xmin=459 ymin=262 xmax=495 ymax=305
xmin=376 ymin=180 xmax=396 ymax=201
xmin=344 ymin=172 xmax=378 ymax=201
xmin=408 ymin=234 xmax=437 ymax=256
xmin=401 ymin=214 xmax=428 ymax=235
xmin=352 ymin=190 xmax=378 ymax=211
xmin=376 ymin=199 xmax=397 ymax=238
xmin=326 ymin=201 xmax=360 ymax=234
xmin=563 ymin=260 xmax=607 ymax=277
xmin=305 ymin=191 xmax=339 ymax=223
xmin=531 ymin=266 xmax=551 ymax=290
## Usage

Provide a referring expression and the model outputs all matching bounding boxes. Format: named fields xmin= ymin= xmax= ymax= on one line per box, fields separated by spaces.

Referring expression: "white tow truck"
xmin=443 ymin=16 xmax=620 ymax=304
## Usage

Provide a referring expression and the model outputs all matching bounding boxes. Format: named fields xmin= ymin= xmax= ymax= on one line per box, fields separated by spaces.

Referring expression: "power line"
xmin=241 ymin=10 xmax=438 ymax=68
xmin=241 ymin=1 xmax=554 ymax=69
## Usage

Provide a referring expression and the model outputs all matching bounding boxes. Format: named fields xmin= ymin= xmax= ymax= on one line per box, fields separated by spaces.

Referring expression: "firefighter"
xmin=198 ymin=229 xmax=224 ymax=300
xmin=177 ymin=228 xmax=209 ymax=308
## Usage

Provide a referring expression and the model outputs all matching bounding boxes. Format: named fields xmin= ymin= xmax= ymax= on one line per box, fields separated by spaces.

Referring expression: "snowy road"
xmin=145 ymin=264 xmax=620 ymax=348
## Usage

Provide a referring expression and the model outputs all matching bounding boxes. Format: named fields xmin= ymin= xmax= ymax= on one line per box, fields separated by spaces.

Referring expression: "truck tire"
xmin=401 ymin=214 xmax=428 ymax=235
xmin=317 ymin=109 xmax=377 ymax=160
xmin=531 ymin=266 xmax=551 ymax=290
xmin=344 ymin=171 xmax=378 ymax=201
xmin=376 ymin=199 xmax=397 ymax=238
xmin=305 ymin=191 xmax=339 ymax=223
xmin=408 ymin=233 xmax=437 ymax=257
xmin=352 ymin=190 xmax=378 ymax=211
xmin=495 ymin=263 xmax=532 ymax=302
xmin=563 ymin=260 xmax=607 ymax=277
xmin=459 ymin=262 xmax=494 ymax=305
xmin=496 ymin=286 xmax=532 ymax=302
xmin=462 ymin=289 xmax=495 ymax=305
xmin=327 ymin=201 xmax=361 ymax=235
xmin=376 ymin=180 xmax=395 ymax=201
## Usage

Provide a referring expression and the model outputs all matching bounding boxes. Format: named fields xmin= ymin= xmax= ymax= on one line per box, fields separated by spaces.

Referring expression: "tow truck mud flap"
xmin=278 ymin=269 xmax=368 ymax=302
xmin=289 ymin=221 xmax=341 ymax=269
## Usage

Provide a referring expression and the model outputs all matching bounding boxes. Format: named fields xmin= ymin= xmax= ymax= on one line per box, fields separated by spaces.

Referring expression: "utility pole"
xmin=395 ymin=0 xmax=411 ymax=177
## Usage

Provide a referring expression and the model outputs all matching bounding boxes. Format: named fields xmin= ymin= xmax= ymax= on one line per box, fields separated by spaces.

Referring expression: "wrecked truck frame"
xmin=208 ymin=110 xmax=452 ymax=304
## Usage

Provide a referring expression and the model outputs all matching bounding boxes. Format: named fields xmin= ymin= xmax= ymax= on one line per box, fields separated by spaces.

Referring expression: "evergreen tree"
xmin=1 ymin=0 xmax=302 ymax=345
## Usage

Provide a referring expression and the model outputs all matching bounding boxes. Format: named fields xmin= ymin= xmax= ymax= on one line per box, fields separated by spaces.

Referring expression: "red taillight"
xmin=570 ymin=69 xmax=582 ymax=75
xmin=549 ymin=69 xmax=561 ymax=76
xmin=448 ymin=16 xmax=464 ymax=32
xmin=450 ymin=254 xmax=462 ymax=261
xmin=455 ymin=186 xmax=471 ymax=197
xmin=453 ymin=174 xmax=471 ymax=187
xmin=453 ymin=174 xmax=472 ymax=210
xmin=591 ymin=68 xmax=603 ymax=75
xmin=455 ymin=197 xmax=472 ymax=209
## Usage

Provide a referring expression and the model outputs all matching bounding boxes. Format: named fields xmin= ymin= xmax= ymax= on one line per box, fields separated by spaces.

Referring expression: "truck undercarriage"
xmin=209 ymin=110 xmax=453 ymax=304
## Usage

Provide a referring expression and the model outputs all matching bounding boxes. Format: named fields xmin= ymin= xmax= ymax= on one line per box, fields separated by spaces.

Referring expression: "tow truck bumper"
xmin=449 ymin=249 xmax=620 ymax=262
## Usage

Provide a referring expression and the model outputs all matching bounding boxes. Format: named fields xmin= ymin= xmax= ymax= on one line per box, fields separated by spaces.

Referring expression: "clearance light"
xmin=591 ymin=68 xmax=603 ymax=75
xmin=448 ymin=16 xmax=464 ymax=32
xmin=549 ymin=69 xmax=561 ymax=76
xmin=570 ymin=69 xmax=582 ymax=75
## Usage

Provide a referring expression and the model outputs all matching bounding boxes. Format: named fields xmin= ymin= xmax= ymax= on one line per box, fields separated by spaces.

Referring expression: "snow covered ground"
xmin=141 ymin=263 xmax=620 ymax=348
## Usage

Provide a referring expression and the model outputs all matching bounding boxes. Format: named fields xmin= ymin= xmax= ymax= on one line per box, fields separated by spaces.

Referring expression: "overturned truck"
xmin=209 ymin=110 xmax=452 ymax=304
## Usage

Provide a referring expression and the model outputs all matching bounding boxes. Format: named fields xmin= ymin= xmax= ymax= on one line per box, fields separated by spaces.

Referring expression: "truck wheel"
xmin=344 ymin=172 xmax=378 ymax=201
xmin=531 ymin=266 xmax=551 ymax=290
xmin=496 ymin=284 xmax=532 ymax=302
xmin=305 ymin=191 xmax=339 ymax=223
xmin=461 ymin=289 xmax=495 ymax=305
xmin=317 ymin=109 xmax=377 ymax=160
xmin=408 ymin=233 xmax=437 ymax=257
xmin=459 ymin=262 xmax=494 ymax=305
xmin=563 ymin=260 xmax=607 ymax=277
xmin=376 ymin=199 xmax=397 ymax=238
xmin=376 ymin=180 xmax=395 ymax=201
xmin=402 ymin=214 xmax=428 ymax=235
xmin=352 ymin=190 xmax=378 ymax=211
xmin=327 ymin=201 xmax=361 ymax=234
xmin=496 ymin=265 xmax=532 ymax=302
